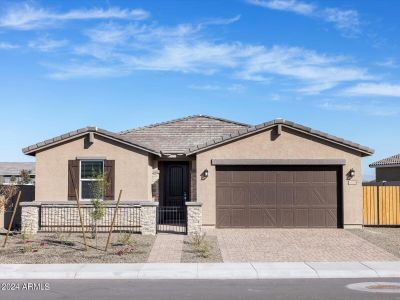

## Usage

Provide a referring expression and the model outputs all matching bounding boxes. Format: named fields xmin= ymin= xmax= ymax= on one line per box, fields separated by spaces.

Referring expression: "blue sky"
xmin=0 ymin=0 xmax=399 ymax=180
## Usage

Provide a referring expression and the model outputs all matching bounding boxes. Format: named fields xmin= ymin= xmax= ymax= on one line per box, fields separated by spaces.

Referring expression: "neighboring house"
xmin=0 ymin=162 xmax=35 ymax=185
xmin=22 ymin=115 xmax=373 ymax=229
xmin=369 ymin=154 xmax=400 ymax=182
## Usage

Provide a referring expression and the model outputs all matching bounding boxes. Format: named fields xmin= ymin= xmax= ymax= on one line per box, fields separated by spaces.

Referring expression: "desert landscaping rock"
xmin=181 ymin=235 xmax=223 ymax=263
xmin=348 ymin=228 xmax=400 ymax=258
xmin=0 ymin=232 xmax=155 ymax=264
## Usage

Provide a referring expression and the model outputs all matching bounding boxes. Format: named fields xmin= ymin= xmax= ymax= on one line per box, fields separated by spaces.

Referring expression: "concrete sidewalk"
xmin=1 ymin=262 xmax=400 ymax=280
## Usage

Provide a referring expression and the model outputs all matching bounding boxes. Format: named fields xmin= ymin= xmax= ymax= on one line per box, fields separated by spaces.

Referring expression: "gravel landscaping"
xmin=348 ymin=227 xmax=400 ymax=258
xmin=181 ymin=235 xmax=223 ymax=263
xmin=0 ymin=232 xmax=155 ymax=263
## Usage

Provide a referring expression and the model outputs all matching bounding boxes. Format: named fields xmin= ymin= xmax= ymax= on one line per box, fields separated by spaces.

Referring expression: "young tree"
xmin=0 ymin=184 xmax=18 ymax=210
xmin=18 ymin=169 xmax=32 ymax=185
xmin=89 ymin=171 xmax=110 ymax=248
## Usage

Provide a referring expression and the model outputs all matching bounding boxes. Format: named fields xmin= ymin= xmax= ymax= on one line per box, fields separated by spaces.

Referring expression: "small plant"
xmin=18 ymin=169 xmax=32 ymax=185
xmin=52 ymin=229 xmax=74 ymax=246
xmin=20 ymin=230 xmax=31 ymax=243
xmin=115 ymin=246 xmax=135 ymax=256
xmin=88 ymin=170 xmax=110 ymax=248
xmin=118 ymin=232 xmax=136 ymax=246
xmin=190 ymin=232 xmax=211 ymax=258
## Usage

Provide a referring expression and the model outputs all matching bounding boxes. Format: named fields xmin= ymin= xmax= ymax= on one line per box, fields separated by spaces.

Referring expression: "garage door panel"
xmin=231 ymin=188 xmax=249 ymax=205
xmin=216 ymin=170 xmax=232 ymax=183
xmin=294 ymin=186 xmax=312 ymax=206
xmin=279 ymin=209 xmax=294 ymax=227
xmin=277 ymin=185 xmax=294 ymax=206
xmin=216 ymin=187 xmax=232 ymax=205
xmin=309 ymin=209 xmax=326 ymax=227
xmin=250 ymin=171 xmax=264 ymax=182
xmin=231 ymin=208 xmax=248 ymax=227
xmin=216 ymin=165 xmax=341 ymax=228
xmin=264 ymin=185 xmax=277 ymax=206
xmin=294 ymin=209 xmax=309 ymax=227
xmin=326 ymin=209 xmax=338 ymax=227
xmin=264 ymin=171 xmax=277 ymax=183
xmin=249 ymin=185 xmax=265 ymax=205
xmin=277 ymin=171 xmax=294 ymax=183
xmin=232 ymin=171 xmax=249 ymax=183
xmin=325 ymin=170 xmax=337 ymax=183
xmin=216 ymin=208 xmax=231 ymax=227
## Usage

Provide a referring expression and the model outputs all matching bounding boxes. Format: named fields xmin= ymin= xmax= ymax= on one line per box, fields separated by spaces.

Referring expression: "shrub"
xmin=190 ymin=232 xmax=211 ymax=258
xmin=118 ymin=232 xmax=136 ymax=246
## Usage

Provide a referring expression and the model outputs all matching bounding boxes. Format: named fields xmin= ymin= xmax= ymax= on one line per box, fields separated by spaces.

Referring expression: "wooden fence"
xmin=363 ymin=183 xmax=400 ymax=226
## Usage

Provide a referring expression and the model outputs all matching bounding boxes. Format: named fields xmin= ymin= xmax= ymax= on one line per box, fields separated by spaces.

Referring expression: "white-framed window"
xmin=80 ymin=160 xmax=104 ymax=201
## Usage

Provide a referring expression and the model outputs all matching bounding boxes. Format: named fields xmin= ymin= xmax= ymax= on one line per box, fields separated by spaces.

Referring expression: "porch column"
xmin=186 ymin=202 xmax=202 ymax=235
xmin=20 ymin=202 xmax=41 ymax=235
xmin=140 ymin=202 xmax=158 ymax=235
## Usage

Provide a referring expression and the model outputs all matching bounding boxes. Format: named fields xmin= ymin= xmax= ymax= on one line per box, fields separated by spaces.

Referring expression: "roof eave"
xmin=186 ymin=120 xmax=374 ymax=157
xmin=22 ymin=128 xmax=161 ymax=157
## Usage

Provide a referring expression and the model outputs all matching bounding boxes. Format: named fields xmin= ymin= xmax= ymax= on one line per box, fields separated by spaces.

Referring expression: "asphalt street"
xmin=1 ymin=278 xmax=400 ymax=300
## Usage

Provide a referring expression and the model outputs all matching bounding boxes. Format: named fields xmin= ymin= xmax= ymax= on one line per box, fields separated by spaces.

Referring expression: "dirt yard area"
xmin=181 ymin=234 xmax=223 ymax=263
xmin=348 ymin=227 xmax=400 ymax=259
xmin=0 ymin=232 xmax=155 ymax=263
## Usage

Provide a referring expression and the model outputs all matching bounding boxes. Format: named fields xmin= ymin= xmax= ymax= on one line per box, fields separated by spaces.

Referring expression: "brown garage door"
xmin=216 ymin=165 xmax=342 ymax=228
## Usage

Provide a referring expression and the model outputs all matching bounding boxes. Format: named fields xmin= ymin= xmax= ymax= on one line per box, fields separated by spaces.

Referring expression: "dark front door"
xmin=163 ymin=162 xmax=190 ymax=207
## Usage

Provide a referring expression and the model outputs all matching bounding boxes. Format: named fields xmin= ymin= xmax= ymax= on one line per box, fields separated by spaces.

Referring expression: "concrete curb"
xmin=0 ymin=262 xmax=399 ymax=280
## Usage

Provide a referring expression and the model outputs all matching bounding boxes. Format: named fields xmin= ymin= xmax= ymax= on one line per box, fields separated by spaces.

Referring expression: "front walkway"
xmin=212 ymin=229 xmax=398 ymax=262
xmin=147 ymin=234 xmax=184 ymax=263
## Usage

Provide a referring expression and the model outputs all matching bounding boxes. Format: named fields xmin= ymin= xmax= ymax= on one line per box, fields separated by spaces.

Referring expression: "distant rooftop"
xmin=0 ymin=162 xmax=35 ymax=176
xmin=370 ymin=153 xmax=400 ymax=168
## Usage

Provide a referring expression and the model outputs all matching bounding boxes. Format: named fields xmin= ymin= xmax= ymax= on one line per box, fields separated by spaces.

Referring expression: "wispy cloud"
xmin=319 ymin=99 xmax=400 ymax=116
xmin=189 ymin=83 xmax=245 ymax=92
xmin=28 ymin=36 xmax=68 ymax=52
xmin=0 ymin=4 xmax=149 ymax=30
xmin=323 ymin=8 xmax=360 ymax=34
xmin=47 ymin=20 xmax=372 ymax=94
xmin=342 ymin=83 xmax=400 ymax=97
xmin=247 ymin=0 xmax=314 ymax=15
xmin=247 ymin=0 xmax=360 ymax=36
xmin=0 ymin=42 xmax=18 ymax=49
xmin=376 ymin=58 xmax=398 ymax=69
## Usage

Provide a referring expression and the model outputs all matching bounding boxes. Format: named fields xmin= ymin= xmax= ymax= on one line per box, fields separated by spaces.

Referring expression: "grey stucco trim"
xmin=76 ymin=156 xmax=107 ymax=160
xmin=186 ymin=119 xmax=374 ymax=156
xmin=140 ymin=201 xmax=159 ymax=207
xmin=211 ymin=159 xmax=347 ymax=166
xmin=185 ymin=201 xmax=203 ymax=206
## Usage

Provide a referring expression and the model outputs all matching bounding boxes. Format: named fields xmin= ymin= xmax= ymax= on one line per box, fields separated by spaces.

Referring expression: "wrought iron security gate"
xmin=157 ymin=206 xmax=187 ymax=234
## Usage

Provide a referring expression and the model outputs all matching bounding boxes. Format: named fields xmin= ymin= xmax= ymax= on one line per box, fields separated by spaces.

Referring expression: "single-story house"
xmin=22 ymin=115 xmax=373 ymax=230
xmin=0 ymin=162 xmax=35 ymax=185
xmin=369 ymin=153 xmax=400 ymax=182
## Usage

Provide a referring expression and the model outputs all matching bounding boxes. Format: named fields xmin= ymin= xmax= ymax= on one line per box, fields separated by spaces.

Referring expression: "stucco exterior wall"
xmin=376 ymin=167 xmax=400 ymax=182
xmin=35 ymin=135 xmax=152 ymax=201
xmin=196 ymin=127 xmax=364 ymax=227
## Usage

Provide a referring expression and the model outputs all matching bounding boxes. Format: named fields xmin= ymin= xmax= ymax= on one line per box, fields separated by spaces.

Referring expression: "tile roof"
xmin=186 ymin=119 xmax=374 ymax=156
xmin=22 ymin=115 xmax=373 ymax=157
xmin=119 ymin=115 xmax=251 ymax=154
xmin=0 ymin=162 xmax=35 ymax=176
xmin=22 ymin=127 xmax=161 ymax=156
xmin=370 ymin=154 xmax=400 ymax=168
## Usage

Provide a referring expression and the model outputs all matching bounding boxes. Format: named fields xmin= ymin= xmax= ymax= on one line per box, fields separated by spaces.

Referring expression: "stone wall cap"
xmin=35 ymin=200 xmax=144 ymax=206
xmin=185 ymin=201 xmax=203 ymax=206
xmin=19 ymin=201 xmax=41 ymax=207
xmin=140 ymin=201 xmax=159 ymax=206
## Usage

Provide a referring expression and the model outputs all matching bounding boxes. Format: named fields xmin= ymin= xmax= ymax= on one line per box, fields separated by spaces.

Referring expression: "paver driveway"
xmin=211 ymin=229 xmax=398 ymax=262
